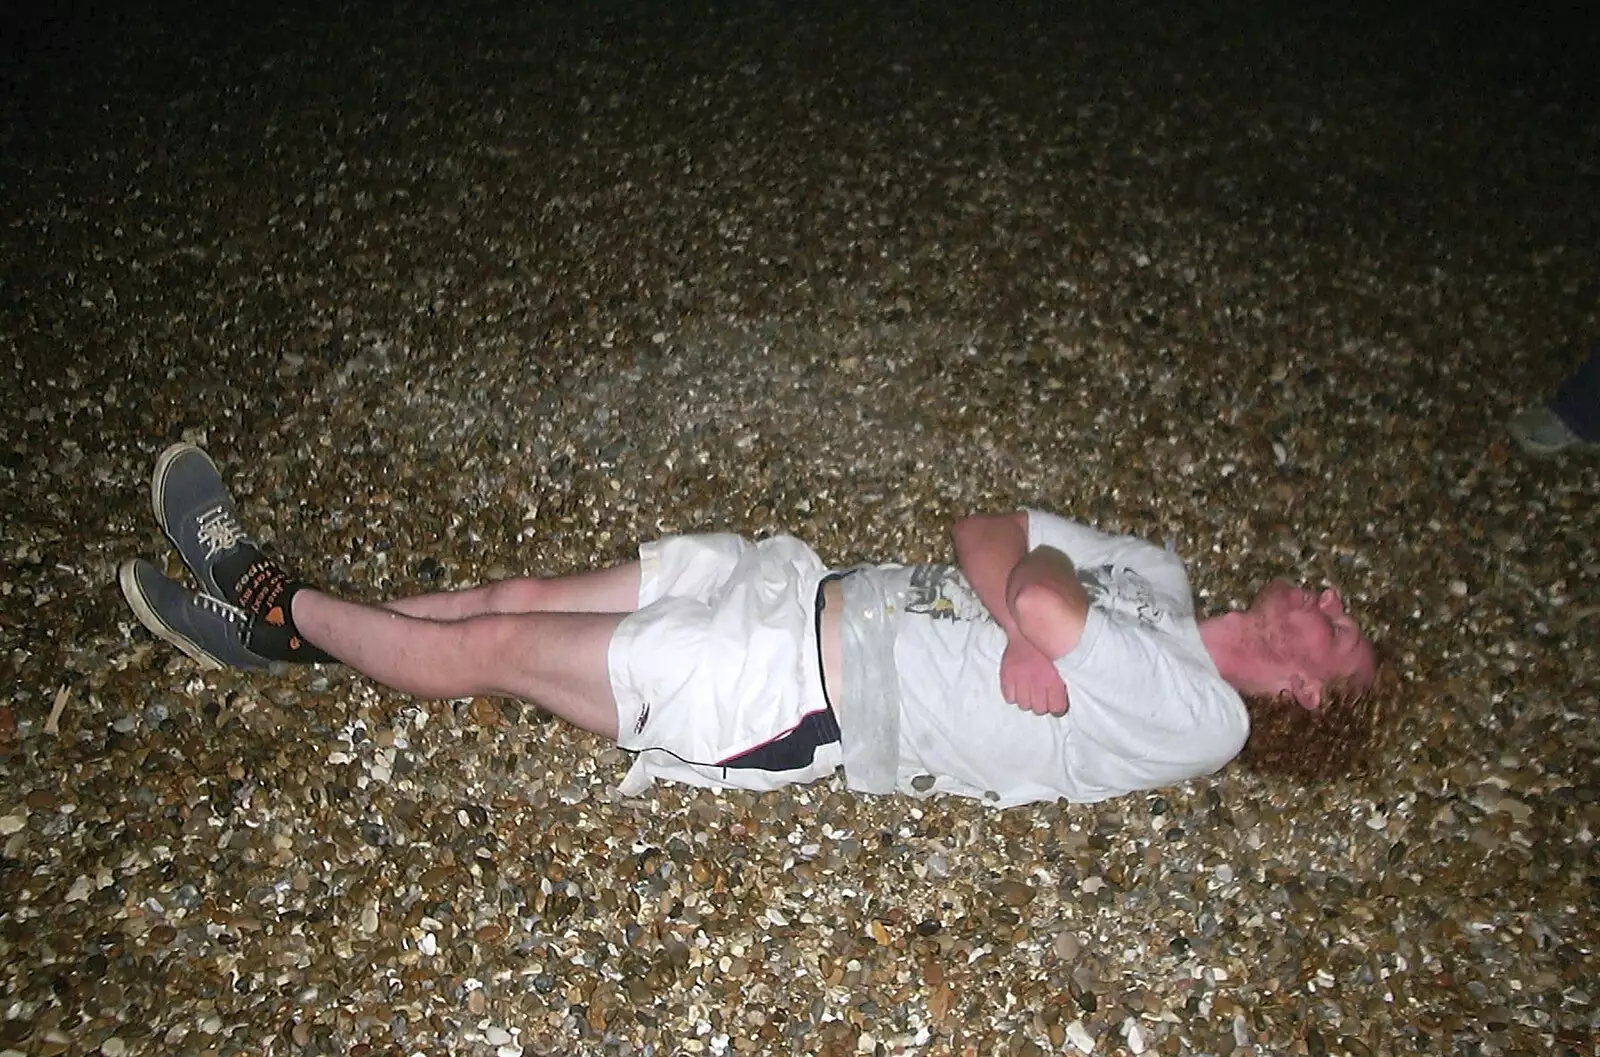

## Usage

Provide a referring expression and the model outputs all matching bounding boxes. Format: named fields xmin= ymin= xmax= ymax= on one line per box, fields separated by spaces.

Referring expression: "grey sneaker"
xmin=1509 ymin=406 xmax=1597 ymax=456
xmin=118 ymin=559 xmax=270 ymax=671
xmin=151 ymin=442 xmax=262 ymax=602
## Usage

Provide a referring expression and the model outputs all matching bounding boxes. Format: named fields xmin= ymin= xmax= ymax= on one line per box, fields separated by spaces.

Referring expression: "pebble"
xmin=994 ymin=880 xmax=1036 ymax=907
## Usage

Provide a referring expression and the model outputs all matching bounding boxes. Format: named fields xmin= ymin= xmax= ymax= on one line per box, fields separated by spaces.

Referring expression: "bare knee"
xmin=467 ymin=611 xmax=623 ymax=738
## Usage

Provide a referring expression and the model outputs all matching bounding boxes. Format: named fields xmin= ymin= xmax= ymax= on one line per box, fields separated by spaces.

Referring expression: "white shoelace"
xmin=190 ymin=591 xmax=249 ymax=626
xmin=196 ymin=505 xmax=248 ymax=559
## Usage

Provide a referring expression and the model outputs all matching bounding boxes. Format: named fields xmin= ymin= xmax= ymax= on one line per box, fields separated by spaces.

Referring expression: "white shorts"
xmin=608 ymin=533 xmax=842 ymax=795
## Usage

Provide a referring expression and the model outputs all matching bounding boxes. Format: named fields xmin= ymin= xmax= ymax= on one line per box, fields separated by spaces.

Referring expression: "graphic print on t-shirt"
xmin=904 ymin=564 xmax=990 ymax=623
xmin=1078 ymin=564 xmax=1167 ymax=628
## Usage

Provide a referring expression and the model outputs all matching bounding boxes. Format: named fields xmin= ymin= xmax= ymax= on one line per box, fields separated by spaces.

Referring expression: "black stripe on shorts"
xmin=720 ymin=572 xmax=846 ymax=773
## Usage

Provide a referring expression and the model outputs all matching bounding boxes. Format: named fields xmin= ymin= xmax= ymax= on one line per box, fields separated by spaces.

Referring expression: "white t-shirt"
xmin=878 ymin=510 xmax=1248 ymax=806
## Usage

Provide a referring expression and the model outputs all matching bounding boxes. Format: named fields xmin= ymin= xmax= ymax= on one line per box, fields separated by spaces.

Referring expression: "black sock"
xmin=221 ymin=552 xmax=337 ymax=665
xmin=245 ymin=595 xmax=337 ymax=665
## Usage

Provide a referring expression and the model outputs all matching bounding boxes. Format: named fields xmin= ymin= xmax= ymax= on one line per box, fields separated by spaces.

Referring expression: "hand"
xmin=999 ymin=637 xmax=1069 ymax=716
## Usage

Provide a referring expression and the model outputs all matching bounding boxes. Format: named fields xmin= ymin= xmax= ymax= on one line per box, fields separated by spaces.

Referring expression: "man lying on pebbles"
xmin=119 ymin=443 xmax=1385 ymax=807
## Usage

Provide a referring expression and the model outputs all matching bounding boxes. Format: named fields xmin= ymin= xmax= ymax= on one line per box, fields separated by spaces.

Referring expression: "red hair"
xmin=1234 ymin=663 xmax=1399 ymax=781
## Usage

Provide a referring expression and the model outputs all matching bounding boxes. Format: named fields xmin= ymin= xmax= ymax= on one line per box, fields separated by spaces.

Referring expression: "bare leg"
xmin=380 ymin=562 xmax=642 ymax=622
xmin=291 ymin=590 xmax=623 ymax=739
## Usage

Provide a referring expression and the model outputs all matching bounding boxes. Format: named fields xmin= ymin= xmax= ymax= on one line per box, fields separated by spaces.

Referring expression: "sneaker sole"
xmin=118 ymin=559 xmax=227 ymax=671
xmin=1512 ymin=436 xmax=1600 ymax=458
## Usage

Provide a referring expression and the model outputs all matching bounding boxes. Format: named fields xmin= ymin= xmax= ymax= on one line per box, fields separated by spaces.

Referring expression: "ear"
xmin=1289 ymin=673 xmax=1323 ymax=711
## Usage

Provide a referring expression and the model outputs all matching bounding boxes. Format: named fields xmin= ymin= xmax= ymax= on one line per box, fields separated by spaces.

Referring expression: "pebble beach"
xmin=2 ymin=2 xmax=1597 ymax=1055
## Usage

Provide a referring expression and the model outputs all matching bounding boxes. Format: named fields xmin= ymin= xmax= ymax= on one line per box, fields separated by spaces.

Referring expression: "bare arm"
xmin=950 ymin=512 xmax=1032 ymax=640
xmin=1004 ymin=545 xmax=1090 ymax=660
xmin=951 ymin=512 xmax=1077 ymax=715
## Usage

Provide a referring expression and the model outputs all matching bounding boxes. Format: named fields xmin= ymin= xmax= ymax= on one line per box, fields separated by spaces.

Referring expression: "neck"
xmin=1198 ymin=610 xmax=1276 ymax=696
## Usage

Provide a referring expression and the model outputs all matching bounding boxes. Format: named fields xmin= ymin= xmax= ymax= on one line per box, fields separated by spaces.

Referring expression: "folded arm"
xmin=952 ymin=512 xmax=1089 ymax=715
xmin=1004 ymin=545 xmax=1090 ymax=659
xmin=951 ymin=512 xmax=1032 ymax=641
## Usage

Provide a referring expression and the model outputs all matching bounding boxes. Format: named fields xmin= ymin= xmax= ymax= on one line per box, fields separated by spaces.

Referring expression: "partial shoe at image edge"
xmin=1508 ymin=406 xmax=1598 ymax=457
xmin=118 ymin=558 xmax=270 ymax=671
